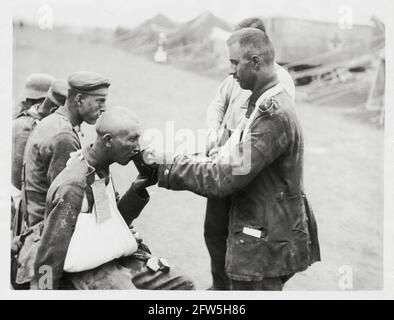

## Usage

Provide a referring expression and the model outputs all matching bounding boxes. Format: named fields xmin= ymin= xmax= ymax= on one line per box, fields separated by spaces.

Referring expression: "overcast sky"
xmin=12 ymin=0 xmax=390 ymax=29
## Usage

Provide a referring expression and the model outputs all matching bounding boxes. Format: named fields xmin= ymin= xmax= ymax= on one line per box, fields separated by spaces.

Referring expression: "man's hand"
xmin=132 ymin=148 xmax=158 ymax=176
xmin=132 ymin=172 xmax=158 ymax=194
xmin=206 ymin=128 xmax=219 ymax=156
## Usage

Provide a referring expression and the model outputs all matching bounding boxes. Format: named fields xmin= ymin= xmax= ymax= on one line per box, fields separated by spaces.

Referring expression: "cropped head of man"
xmin=235 ymin=16 xmax=266 ymax=33
xmin=95 ymin=106 xmax=142 ymax=166
xmin=67 ymin=71 xmax=111 ymax=125
xmin=19 ymin=73 xmax=55 ymax=112
xmin=38 ymin=78 xmax=69 ymax=117
xmin=227 ymin=28 xmax=275 ymax=91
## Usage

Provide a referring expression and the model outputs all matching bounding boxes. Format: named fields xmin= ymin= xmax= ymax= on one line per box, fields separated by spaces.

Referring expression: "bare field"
xmin=13 ymin=26 xmax=384 ymax=290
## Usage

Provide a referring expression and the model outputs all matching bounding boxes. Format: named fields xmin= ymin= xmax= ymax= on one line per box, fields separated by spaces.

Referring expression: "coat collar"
xmin=246 ymin=74 xmax=280 ymax=118
xmin=55 ymin=105 xmax=81 ymax=130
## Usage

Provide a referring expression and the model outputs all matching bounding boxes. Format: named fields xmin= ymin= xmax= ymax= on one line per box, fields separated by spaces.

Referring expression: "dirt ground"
xmin=13 ymin=26 xmax=384 ymax=290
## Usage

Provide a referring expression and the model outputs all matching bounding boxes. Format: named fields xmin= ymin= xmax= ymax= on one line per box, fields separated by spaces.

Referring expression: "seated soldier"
xmin=31 ymin=106 xmax=194 ymax=290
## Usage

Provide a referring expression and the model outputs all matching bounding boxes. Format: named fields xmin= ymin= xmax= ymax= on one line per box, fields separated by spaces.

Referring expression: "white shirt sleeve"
xmin=275 ymin=63 xmax=296 ymax=102
xmin=206 ymin=75 xmax=235 ymax=130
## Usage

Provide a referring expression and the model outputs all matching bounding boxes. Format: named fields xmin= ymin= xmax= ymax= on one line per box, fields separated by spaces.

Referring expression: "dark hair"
xmin=227 ymin=28 xmax=275 ymax=66
xmin=235 ymin=17 xmax=266 ymax=33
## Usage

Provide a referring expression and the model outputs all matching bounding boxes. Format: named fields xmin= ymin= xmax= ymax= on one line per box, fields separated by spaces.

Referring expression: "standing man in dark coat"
xmin=204 ymin=17 xmax=296 ymax=290
xmin=149 ymin=28 xmax=320 ymax=290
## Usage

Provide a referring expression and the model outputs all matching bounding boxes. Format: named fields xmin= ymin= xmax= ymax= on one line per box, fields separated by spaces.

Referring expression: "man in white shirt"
xmin=206 ymin=17 xmax=295 ymax=150
xmin=204 ymin=17 xmax=296 ymax=290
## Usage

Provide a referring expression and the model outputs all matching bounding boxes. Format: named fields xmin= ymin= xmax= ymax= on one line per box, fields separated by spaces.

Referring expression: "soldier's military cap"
xmin=22 ymin=73 xmax=55 ymax=100
xmin=47 ymin=79 xmax=69 ymax=106
xmin=68 ymin=71 xmax=110 ymax=95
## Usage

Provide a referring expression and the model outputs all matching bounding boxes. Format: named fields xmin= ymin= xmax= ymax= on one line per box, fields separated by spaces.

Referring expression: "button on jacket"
xmin=159 ymin=86 xmax=320 ymax=281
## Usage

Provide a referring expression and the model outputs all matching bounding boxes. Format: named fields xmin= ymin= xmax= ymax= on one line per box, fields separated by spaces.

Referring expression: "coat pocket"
xmin=226 ymin=225 xmax=271 ymax=278
xmin=272 ymin=194 xmax=311 ymax=271
xmin=274 ymin=193 xmax=307 ymax=234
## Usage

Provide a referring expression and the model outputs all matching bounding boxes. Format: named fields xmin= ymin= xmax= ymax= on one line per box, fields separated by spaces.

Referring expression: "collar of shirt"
xmin=55 ymin=105 xmax=86 ymax=140
xmin=81 ymin=145 xmax=110 ymax=185
xmin=27 ymin=103 xmax=44 ymax=120
xmin=16 ymin=103 xmax=42 ymax=121
xmin=73 ymin=124 xmax=84 ymax=139
xmin=55 ymin=105 xmax=81 ymax=131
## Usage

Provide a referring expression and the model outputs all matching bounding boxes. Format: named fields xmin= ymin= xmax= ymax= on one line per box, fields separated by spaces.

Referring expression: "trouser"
xmin=229 ymin=274 xmax=295 ymax=291
xmin=59 ymin=248 xmax=195 ymax=290
xmin=204 ymin=197 xmax=231 ymax=290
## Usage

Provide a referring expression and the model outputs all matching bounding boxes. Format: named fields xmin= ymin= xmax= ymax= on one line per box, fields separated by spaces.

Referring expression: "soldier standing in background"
xmin=12 ymin=79 xmax=68 ymax=192
xmin=15 ymin=73 xmax=54 ymax=116
xmin=12 ymin=79 xmax=68 ymax=238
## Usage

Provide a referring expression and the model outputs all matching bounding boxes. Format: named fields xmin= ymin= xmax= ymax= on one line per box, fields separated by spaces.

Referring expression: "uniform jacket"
xmin=33 ymin=148 xmax=149 ymax=289
xmin=12 ymin=104 xmax=43 ymax=190
xmin=23 ymin=105 xmax=81 ymax=226
xmin=159 ymin=85 xmax=320 ymax=281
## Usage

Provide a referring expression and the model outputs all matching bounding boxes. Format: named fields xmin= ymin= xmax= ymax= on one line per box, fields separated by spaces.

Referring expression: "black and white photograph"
xmin=0 ymin=0 xmax=393 ymax=300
